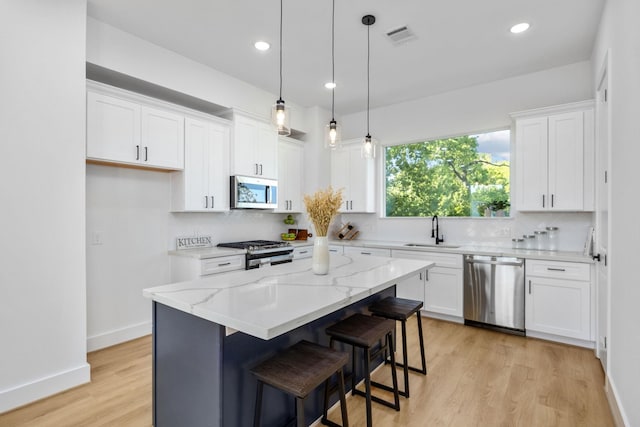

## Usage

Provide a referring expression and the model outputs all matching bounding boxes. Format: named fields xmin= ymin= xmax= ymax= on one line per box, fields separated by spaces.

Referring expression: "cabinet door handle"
xmin=299 ymin=250 xmax=308 ymax=255
xmin=529 ymin=280 xmax=532 ymax=294
xmin=144 ymin=146 xmax=148 ymax=161
xmin=361 ymin=252 xmax=372 ymax=255
xmin=218 ymin=262 xmax=231 ymax=267
xmin=211 ymin=196 xmax=214 ymax=208
xmin=551 ymin=194 xmax=554 ymax=208
xmin=419 ymin=272 xmax=422 ymax=280
xmin=136 ymin=145 xmax=140 ymax=160
xmin=542 ymin=194 xmax=545 ymax=208
xmin=547 ymin=267 xmax=566 ymax=272
xmin=259 ymin=164 xmax=263 ymax=175
xmin=204 ymin=196 xmax=208 ymax=208
xmin=255 ymin=163 xmax=259 ymax=175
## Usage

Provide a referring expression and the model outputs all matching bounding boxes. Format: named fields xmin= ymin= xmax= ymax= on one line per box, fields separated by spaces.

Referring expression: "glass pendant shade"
xmin=272 ymin=98 xmax=291 ymax=136
xmin=361 ymin=134 xmax=377 ymax=159
xmin=325 ymin=119 xmax=341 ymax=149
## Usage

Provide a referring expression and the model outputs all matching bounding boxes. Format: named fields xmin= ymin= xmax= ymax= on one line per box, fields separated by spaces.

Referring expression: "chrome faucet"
xmin=431 ymin=215 xmax=444 ymax=244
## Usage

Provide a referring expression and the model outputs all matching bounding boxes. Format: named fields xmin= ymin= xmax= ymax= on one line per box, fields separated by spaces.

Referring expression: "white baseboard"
xmin=0 ymin=363 xmax=90 ymax=414
xmin=605 ymin=375 xmax=629 ymax=427
xmin=87 ymin=321 xmax=151 ymax=352
xmin=525 ymin=330 xmax=595 ymax=349
xmin=423 ymin=310 xmax=464 ymax=324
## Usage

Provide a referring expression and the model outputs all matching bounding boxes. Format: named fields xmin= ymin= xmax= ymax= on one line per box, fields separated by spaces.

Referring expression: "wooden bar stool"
xmin=325 ymin=313 xmax=400 ymax=427
xmin=251 ymin=340 xmax=349 ymax=427
xmin=368 ymin=297 xmax=427 ymax=398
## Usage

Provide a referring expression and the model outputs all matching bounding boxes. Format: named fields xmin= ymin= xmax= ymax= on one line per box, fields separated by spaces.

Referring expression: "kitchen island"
xmin=144 ymin=253 xmax=433 ymax=426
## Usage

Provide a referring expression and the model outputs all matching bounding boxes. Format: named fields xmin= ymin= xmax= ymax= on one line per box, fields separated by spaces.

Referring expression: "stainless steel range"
xmin=217 ymin=240 xmax=294 ymax=270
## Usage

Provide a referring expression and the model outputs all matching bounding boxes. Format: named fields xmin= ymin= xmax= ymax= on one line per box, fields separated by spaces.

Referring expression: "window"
xmin=385 ymin=130 xmax=510 ymax=217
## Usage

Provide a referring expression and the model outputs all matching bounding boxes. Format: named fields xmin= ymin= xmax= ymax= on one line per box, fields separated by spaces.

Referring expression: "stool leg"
xmin=417 ymin=311 xmax=427 ymax=374
xmin=363 ymin=347 xmax=373 ymax=427
xmin=351 ymin=345 xmax=357 ymax=394
xmin=387 ymin=332 xmax=401 ymax=410
xmin=400 ymin=319 xmax=410 ymax=397
xmin=254 ymin=380 xmax=264 ymax=427
xmin=296 ymin=397 xmax=305 ymax=427
xmin=323 ymin=377 xmax=331 ymax=423
xmin=337 ymin=368 xmax=349 ymax=427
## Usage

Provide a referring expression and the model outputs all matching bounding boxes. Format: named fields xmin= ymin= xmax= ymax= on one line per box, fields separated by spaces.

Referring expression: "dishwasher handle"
xmin=464 ymin=257 xmax=524 ymax=267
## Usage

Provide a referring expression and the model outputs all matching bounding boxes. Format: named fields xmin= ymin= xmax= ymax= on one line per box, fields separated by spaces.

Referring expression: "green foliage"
xmin=385 ymin=135 xmax=510 ymax=217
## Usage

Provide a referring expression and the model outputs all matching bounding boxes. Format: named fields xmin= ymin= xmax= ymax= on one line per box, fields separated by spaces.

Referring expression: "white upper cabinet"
xmin=140 ymin=106 xmax=185 ymax=169
xmin=513 ymin=101 xmax=594 ymax=211
xmin=171 ymin=116 xmax=230 ymax=212
xmin=86 ymin=84 xmax=184 ymax=170
xmin=275 ymin=137 xmax=304 ymax=213
xmin=331 ymin=141 xmax=375 ymax=213
xmin=230 ymin=112 xmax=278 ymax=179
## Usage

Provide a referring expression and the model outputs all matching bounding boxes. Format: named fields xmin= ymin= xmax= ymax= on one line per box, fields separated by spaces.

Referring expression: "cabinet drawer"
xmin=344 ymin=246 xmax=391 ymax=257
xmin=200 ymin=255 xmax=245 ymax=276
xmin=526 ymin=260 xmax=590 ymax=281
xmin=329 ymin=245 xmax=343 ymax=254
xmin=293 ymin=246 xmax=313 ymax=260
xmin=392 ymin=249 xmax=462 ymax=269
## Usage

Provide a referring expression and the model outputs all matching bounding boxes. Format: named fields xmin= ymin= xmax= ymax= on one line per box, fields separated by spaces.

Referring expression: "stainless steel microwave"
xmin=230 ymin=175 xmax=278 ymax=209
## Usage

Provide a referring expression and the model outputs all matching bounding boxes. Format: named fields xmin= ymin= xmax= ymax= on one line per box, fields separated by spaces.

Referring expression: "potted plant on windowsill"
xmin=488 ymin=200 xmax=510 ymax=217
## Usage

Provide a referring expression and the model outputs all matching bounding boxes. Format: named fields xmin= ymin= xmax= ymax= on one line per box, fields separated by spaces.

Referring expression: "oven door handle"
xmin=248 ymin=252 xmax=294 ymax=268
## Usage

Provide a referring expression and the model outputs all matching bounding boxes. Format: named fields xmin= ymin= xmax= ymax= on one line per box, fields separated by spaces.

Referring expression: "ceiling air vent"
xmin=385 ymin=25 xmax=416 ymax=44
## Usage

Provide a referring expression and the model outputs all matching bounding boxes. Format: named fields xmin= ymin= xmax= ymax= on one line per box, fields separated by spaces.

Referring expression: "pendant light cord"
xmin=331 ymin=0 xmax=335 ymax=120
xmin=279 ymin=0 xmax=283 ymax=100
xmin=366 ymin=21 xmax=370 ymax=136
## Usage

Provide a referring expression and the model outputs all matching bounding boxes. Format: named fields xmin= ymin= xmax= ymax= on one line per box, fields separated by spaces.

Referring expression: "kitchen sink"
xmin=403 ymin=243 xmax=460 ymax=249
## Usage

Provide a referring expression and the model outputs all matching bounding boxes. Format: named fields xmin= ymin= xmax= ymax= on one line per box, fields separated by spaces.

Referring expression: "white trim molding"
xmin=0 ymin=364 xmax=90 ymax=414
xmin=87 ymin=321 xmax=152 ymax=352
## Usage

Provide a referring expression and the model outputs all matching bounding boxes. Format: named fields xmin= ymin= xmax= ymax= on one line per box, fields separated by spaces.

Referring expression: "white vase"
xmin=312 ymin=236 xmax=330 ymax=275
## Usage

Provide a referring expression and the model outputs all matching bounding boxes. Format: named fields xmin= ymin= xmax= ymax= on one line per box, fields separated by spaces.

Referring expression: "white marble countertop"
xmin=144 ymin=253 xmax=434 ymax=340
xmin=325 ymin=239 xmax=594 ymax=263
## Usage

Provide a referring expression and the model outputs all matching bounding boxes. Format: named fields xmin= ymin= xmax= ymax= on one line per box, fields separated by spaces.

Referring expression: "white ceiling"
xmin=87 ymin=0 xmax=605 ymax=115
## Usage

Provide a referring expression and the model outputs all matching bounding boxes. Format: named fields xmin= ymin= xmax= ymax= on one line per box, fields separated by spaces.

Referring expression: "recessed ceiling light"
xmin=324 ymin=82 xmax=336 ymax=89
xmin=254 ymin=41 xmax=270 ymax=51
xmin=510 ymin=22 xmax=530 ymax=34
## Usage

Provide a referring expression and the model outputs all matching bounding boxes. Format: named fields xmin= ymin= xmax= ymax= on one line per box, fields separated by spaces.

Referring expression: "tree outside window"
xmin=385 ymin=130 xmax=510 ymax=217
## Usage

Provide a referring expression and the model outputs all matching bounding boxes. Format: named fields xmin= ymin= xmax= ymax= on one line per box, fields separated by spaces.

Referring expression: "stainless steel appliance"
xmin=463 ymin=255 xmax=525 ymax=335
xmin=217 ymin=240 xmax=293 ymax=269
xmin=230 ymin=175 xmax=278 ymax=209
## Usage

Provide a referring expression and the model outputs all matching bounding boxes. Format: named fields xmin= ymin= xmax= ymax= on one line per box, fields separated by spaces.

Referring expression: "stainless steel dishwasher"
xmin=463 ymin=255 xmax=525 ymax=335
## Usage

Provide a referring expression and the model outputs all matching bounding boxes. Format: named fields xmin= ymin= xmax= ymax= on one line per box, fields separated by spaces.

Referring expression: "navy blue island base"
xmin=152 ymin=286 xmax=396 ymax=427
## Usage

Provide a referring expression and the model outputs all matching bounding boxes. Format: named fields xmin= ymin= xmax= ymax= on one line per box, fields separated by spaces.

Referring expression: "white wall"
xmin=335 ymin=61 xmax=595 ymax=250
xmin=86 ymin=165 xmax=172 ymax=351
xmin=340 ymin=61 xmax=593 ymax=143
xmin=592 ymin=0 xmax=640 ymax=425
xmin=86 ymin=17 xmax=309 ymax=132
xmin=0 ymin=0 xmax=89 ymax=412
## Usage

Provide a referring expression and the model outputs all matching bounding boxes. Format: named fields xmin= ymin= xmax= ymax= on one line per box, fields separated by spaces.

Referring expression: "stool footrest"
xmin=352 ymin=386 xmax=400 ymax=411
xmin=388 ymin=359 xmax=428 ymax=375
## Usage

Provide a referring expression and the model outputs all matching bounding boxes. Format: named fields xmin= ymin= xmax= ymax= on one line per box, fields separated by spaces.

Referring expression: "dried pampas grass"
xmin=304 ymin=186 xmax=343 ymax=237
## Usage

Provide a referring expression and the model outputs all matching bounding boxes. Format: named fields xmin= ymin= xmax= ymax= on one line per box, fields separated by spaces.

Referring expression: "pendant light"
xmin=272 ymin=0 xmax=291 ymax=136
xmin=361 ymin=14 xmax=376 ymax=159
xmin=325 ymin=0 xmax=341 ymax=149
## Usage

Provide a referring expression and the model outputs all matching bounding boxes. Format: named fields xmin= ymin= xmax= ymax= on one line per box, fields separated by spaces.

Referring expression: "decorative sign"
xmin=176 ymin=235 xmax=213 ymax=250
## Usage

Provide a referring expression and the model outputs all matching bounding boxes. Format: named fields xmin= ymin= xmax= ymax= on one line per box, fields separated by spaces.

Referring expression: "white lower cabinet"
xmin=343 ymin=246 xmax=391 ymax=257
xmin=391 ymin=250 xmax=463 ymax=320
xmin=171 ymin=254 xmax=245 ymax=282
xmin=525 ymin=260 xmax=592 ymax=342
xmin=424 ymin=266 xmax=463 ymax=317
xmin=293 ymin=246 xmax=312 ymax=260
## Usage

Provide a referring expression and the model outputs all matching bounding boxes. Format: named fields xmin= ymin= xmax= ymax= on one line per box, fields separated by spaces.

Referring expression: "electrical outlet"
xmin=91 ymin=231 xmax=104 ymax=245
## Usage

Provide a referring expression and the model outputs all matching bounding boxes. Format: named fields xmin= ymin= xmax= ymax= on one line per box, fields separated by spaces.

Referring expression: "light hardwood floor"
xmin=0 ymin=318 xmax=614 ymax=426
